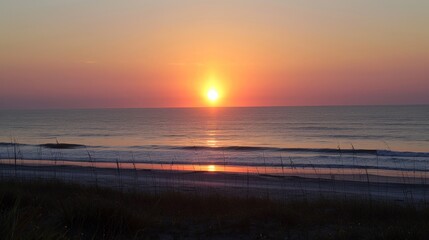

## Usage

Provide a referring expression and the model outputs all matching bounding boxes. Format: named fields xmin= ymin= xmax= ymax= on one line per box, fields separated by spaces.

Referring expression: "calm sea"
xmin=0 ymin=106 xmax=428 ymax=172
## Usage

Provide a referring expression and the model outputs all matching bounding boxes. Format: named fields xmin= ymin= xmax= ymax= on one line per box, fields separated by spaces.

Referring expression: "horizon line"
xmin=1 ymin=103 xmax=428 ymax=111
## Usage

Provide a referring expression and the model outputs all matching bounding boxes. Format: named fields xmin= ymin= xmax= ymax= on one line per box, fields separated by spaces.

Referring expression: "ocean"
xmin=0 ymin=106 xmax=428 ymax=174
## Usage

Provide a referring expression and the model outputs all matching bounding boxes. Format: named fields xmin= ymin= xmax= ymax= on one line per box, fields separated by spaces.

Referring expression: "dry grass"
xmin=1 ymin=179 xmax=429 ymax=239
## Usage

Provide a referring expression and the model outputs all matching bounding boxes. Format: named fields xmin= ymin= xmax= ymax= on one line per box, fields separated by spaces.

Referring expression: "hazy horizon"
xmin=2 ymin=103 xmax=429 ymax=111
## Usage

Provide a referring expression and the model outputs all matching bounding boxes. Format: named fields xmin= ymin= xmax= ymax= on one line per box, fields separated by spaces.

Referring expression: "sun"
xmin=207 ymin=89 xmax=219 ymax=102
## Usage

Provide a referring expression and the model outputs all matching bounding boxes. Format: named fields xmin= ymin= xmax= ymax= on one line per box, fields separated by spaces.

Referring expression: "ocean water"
xmin=0 ymin=106 xmax=428 ymax=173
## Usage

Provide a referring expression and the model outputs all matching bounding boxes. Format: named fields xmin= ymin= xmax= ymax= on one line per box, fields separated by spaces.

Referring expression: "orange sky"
xmin=0 ymin=1 xmax=428 ymax=108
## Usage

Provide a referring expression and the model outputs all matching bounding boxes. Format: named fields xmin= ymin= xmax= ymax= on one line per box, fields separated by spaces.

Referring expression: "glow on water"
xmin=0 ymin=106 xmax=428 ymax=177
xmin=0 ymin=106 xmax=428 ymax=152
xmin=1 ymin=159 xmax=427 ymax=184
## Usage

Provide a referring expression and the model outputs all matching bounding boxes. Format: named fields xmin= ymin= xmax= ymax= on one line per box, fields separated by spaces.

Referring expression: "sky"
xmin=0 ymin=0 xmax=428 ymax=109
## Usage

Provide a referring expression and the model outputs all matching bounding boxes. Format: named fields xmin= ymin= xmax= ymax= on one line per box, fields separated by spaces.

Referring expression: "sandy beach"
xmin=1 ymin=159 xmax=428 ymax=203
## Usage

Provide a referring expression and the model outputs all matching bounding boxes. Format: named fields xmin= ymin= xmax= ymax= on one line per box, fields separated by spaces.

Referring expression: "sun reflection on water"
xmin=207 ymin=165 xmax=216 ymax=172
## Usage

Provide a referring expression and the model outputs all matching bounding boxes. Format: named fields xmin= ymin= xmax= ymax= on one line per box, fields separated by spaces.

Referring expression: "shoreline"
xmin=2 ymin=158 xmax=428 ymax=182
xmin=1 ymin=160 xmax=428 ymax=203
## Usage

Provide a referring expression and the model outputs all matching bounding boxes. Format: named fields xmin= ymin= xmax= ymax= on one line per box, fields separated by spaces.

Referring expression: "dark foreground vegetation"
xmin=1 ymin=180 xmax=429 ymax=240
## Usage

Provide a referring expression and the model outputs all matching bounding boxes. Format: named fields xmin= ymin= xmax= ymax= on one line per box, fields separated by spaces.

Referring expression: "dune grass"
xmin=0 ymin=179 xmax=429 ymax=239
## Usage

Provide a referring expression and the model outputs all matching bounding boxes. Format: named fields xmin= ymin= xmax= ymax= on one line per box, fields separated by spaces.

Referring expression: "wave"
xmin=0 ymin=142 xmax=28 ymax=147
xmin=0 ymin=142 xmax=86 ymax=149
xmin=176 ymin=146 xmax=429 ymax=157
xmin=2 ymin=142 xmax=429 ymax=158
xmin=376 ymin=150 xmax=429 ymax=158
xmin=39 ymin=143 xmax=86 ymax=149
xmin=178 ymin=145 xmax=376 ymax=154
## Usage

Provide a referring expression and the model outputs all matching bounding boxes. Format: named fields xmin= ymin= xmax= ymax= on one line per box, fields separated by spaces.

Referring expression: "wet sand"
xmin=1 ymin=159 xmax=428 ymax=203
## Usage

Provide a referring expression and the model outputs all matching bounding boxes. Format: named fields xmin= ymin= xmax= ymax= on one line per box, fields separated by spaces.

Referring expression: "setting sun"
xmin=207 ymin=89 xmax=219 ymax=102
